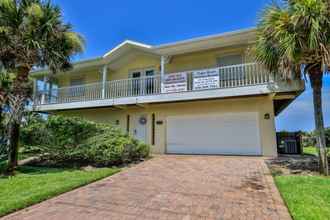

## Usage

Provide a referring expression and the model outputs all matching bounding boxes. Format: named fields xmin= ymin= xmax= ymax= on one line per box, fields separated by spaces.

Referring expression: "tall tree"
xmin=0 ymin=70 xmax=11 ymax=139
xmin=0 ymin=0 xmax=84 ymax=174
xmin=255 ymin=0 xmax=329 ymax=175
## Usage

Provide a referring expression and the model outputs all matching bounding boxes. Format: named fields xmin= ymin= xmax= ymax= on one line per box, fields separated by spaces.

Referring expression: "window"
xmin=217 ymin=54 xmax=243 ymax=67
xmin=131 ymin=72 xmax=141 ymax=95
xmin=129 ymin=68 xmax=156 ymax=95
xmin=145 ymin=70 xmax=155 ymax=76
xmin=217 ymin=55 xmax=244 ymax=81
xmin=70 ymin=78 xmax=85 ymax=99
xmin=70 ymin=78 xmax=85 ymax=86
xmin=145 ymin=70 xmax=155 ymax=94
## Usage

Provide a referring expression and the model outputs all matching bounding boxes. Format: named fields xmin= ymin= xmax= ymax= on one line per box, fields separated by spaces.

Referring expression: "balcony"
xmin=33 ymin=63 xmax=304 ymax=111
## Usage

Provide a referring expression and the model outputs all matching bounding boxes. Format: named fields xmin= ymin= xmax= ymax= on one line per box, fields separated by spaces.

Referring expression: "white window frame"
xmin=129 ymin=67 xmax=156 ymax=78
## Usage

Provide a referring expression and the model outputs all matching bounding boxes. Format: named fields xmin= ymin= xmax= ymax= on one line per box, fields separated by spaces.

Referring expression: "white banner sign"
xmin=193 ymin=68 xmax=220 ymax=90
xmin=162 ymin=72 xmax=188 ymax=93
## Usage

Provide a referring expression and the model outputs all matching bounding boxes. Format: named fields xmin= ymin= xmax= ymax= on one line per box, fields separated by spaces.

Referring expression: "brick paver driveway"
xmin=3 ymin=156 xmax=291 ymax=220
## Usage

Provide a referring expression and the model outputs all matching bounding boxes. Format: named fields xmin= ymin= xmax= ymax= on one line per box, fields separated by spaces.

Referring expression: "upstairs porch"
xmin=33 ymin=62 xmax=304 ymax=112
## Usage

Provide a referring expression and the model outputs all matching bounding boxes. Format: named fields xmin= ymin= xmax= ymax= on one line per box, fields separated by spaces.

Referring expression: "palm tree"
xmin=0 ymin=0 xmax=84 ymax=174
xmin=255 ymin=0 xmax=329 ymax=175
xmin=0 ymin=70 xmax=11 ymax=141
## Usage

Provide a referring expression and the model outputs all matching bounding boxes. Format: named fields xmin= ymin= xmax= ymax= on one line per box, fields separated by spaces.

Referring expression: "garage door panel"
xmin=166 ymin=113 xmax=261 ymax=155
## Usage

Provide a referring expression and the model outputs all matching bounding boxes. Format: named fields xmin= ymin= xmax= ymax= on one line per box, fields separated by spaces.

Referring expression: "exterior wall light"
xmin=264 ymin=113 xmax=270 ymax=120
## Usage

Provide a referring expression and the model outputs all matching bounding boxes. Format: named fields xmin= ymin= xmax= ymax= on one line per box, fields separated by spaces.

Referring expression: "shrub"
xmin=20 ymin=113 xmax=49 ymax=151
xmin=21 ymin=115 xmax=150 ymax=167
xmin=46 ymin=115 xmax=98 ymax=147
xmin=82 ymin=127 xmax=150 ymax=166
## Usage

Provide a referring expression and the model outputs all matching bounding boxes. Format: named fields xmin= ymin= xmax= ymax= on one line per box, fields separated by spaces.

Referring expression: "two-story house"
xmin=31 ymin=28 xmax=304 ymax=157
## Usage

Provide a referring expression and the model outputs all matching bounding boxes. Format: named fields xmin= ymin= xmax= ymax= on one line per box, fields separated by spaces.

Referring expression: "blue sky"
xmin=53 ymin=0 xmax=329 ymax=131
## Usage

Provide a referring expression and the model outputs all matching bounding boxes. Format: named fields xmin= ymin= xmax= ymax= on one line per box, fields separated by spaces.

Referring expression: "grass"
xmin=275 ymin=175 xmax=330 ymax=220
xmin=0 ymin=165 xmax=120 ymax=217
xmin=303 ymin=146 xmax=330 ymax=156
xmin=303 ymin=146 xmax=319 ymax=156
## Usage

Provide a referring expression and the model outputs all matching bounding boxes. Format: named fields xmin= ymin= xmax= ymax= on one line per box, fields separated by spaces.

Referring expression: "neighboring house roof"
xmin=31 ymin=27 xmax=256 ymax=77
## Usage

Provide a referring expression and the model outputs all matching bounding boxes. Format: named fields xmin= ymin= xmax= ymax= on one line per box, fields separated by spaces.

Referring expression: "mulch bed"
xmin=266 ymin=155 xmax=330 ymax=176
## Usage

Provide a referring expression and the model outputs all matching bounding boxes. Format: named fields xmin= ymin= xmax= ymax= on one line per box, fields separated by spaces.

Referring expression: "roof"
xmin=31 ymin=27 xmax=256 ymax=77
xmin=153 ymin=27 xmax=256 ymax=55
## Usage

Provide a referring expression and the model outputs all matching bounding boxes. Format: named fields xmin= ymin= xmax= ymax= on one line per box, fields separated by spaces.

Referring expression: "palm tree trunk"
xmin=0 ymin=105 xmax=3 ymax=132
xmin=309 ymin=70 xmax=329 ymax=175
xmin=6 ymin=66 xmax=31 ymax=175
xmin=6 ymin=121 xmax=20 ymax=174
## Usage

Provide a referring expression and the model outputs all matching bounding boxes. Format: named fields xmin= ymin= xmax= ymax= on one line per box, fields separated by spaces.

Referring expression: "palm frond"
xmin=255 ymin=0 xmax=330 ymax=78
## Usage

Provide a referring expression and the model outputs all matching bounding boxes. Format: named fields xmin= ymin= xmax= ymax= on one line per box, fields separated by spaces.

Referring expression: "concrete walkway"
xmin=2 ymin=156 xmax=291 ymax=220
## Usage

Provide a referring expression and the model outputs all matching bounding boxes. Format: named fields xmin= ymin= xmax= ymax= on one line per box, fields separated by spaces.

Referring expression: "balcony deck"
xmin=33 ymin=63 xmax=304 ymax=111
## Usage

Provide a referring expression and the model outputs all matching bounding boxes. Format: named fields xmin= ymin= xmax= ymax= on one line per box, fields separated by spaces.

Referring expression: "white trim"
xmin=103 ymin=40 xmax=152 ymax=58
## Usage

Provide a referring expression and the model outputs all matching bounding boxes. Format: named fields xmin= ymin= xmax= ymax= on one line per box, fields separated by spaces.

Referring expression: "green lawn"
xmin=275 ymin=175 xmax=330 ymax=220
xmin=0 ymin=166 xmax=120 ymax=217
xmin=303 ymin=146 xmax=330 ymax=156
xmin=303 ymin=146 xmax=318 ymax=156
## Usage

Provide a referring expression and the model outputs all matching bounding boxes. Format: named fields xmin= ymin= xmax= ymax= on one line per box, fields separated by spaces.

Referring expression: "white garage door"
xmin=166 ymin=112 xmax=261 ymax=155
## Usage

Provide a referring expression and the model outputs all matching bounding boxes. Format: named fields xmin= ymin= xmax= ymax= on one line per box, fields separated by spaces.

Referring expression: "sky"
xmin=52 ymin=0 xmax=329 ymax=132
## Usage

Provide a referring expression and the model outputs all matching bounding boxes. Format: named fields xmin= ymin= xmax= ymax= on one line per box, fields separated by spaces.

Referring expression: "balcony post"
xmin=102 ymin=65 xmax=108 ymax=99
xmin=160 ymin=56 xmax=165 ymax=93
xmin=32 ymin=78 xmax=37 ymax=105
xmin=41 ymin=75 xmax=47 ymax=105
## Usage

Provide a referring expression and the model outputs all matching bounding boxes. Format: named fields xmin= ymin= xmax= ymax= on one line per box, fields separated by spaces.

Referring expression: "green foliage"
xmin=0 ymin=0 xmax=84 ymax=72
xmin=255 ymin=0 xmax=330 ymax=76
xmin=82 ymin=128 xmax=150 ymax=166
xmin=20 ymin=113 xmax=48 ymax=152
xmin=20 ymin=115 xmax=150 ymax=167
xmin=0 ymin=0 xmax=85 ymax=173
xmin=301 ymin=128 xmax=330 ymax=147
xmin=46 ymin=115 xmax=98 ymax=147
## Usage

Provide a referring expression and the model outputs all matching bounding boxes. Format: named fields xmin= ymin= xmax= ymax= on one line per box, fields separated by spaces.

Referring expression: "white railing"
xmin=218 ymin=63 xmax=271 ymax=88
xmin=104 ymin=75 xmax=162 ymax=99
xmin=36 ymin=75 xmax=162 ymax=105
xmin=35 ymin=63 xmax=273 ymax=105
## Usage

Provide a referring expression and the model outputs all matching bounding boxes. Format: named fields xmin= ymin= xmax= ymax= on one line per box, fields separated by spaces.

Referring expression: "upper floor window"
xmin=217 ymin=54 xmax=243 ymax=67
xmin=70 ymin=78 xmax=85 ymax=87
xmin=217 ymin=54 xmax=244 ymax=81
xmin=129 ymin=68 xmax=156 ymax=78
xmin=70 ymin=77 xmax=85 ymax=99
xmin=129 ymin=68 xmax=156 ymax=95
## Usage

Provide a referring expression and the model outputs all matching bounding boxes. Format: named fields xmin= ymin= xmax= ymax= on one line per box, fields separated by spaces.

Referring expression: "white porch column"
xmin=32 ymin=78 xmax=37 ymax=105
xmin=101 ymin=65 xmax=108 ymax=99
xmin=160 ymin=56 xmax=165 ymax=93
xmin=41 ymin=75 xmax=47 ymax=105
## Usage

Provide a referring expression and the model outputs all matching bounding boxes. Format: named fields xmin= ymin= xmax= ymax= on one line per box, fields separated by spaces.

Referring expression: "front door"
xmin=133 ymin=115 xmax=147 ymax=143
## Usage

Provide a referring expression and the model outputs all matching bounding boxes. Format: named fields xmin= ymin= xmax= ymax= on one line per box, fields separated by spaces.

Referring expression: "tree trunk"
xmin=0 ymin=105 xmax=3 ymax=133
xmin=309 ymin=69 xmax=329 ymax=175
xmin=6 ymin=121 xmax=20 ymax=174
xmin=5 ymin=66 xmax=31 ymax=175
